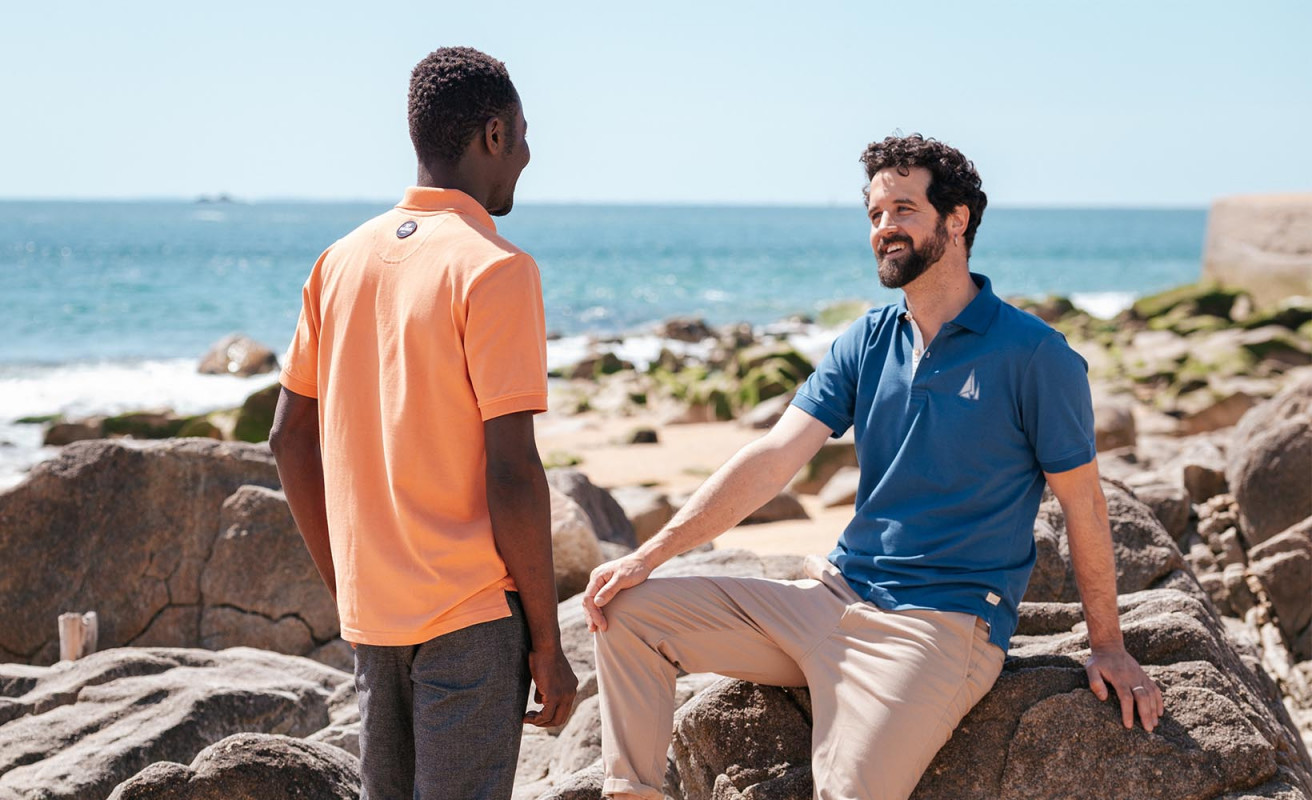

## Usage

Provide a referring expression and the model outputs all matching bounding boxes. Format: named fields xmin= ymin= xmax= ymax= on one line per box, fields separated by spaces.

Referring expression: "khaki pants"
xmin=595 ymin=556 xmax=1005 ymax=800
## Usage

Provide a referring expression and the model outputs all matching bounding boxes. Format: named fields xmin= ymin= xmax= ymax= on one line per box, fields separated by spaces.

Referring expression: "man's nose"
xmin=872 ymin=212 xmax=898 ymax=235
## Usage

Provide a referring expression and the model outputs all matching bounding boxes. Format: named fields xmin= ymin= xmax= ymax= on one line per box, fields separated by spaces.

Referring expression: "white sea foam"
xmin=0 ymin=359 xmax=279 ymax=488
xmin=1070 ymin=291 xmax=1136 ymax=320
xmin=0 ymin=359 xmax=278 ymax=421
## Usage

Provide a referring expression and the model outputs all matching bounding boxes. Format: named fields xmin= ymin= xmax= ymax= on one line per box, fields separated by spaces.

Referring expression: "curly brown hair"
xmin=408 ymin=47 xmax=519 ymax=165
xmin=860 ymin=134 xmax=988 ymax=255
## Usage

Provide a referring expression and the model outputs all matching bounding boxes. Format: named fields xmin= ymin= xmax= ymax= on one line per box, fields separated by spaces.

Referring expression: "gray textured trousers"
xmin=354 ymin=592 xmax=531 ymax=800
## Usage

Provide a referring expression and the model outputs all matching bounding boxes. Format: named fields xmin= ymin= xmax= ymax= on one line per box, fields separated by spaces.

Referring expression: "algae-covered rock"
xmin=233 ymin=384 xmax=280 ymax=443
xmin=816 ymin=299 xmax=872 ymax=327
xmin=1130 ymin=282 xmax=1249 ymax=323
xmin=103 ymin=411 xmax=192 ymax=439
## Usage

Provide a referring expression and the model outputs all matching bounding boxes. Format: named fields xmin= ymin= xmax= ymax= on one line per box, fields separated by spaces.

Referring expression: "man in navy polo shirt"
xmin=582 ymin=134 xmax=1163 ymax=800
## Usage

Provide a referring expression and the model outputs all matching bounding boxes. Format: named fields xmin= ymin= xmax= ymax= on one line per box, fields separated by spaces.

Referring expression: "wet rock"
xmin=660 ymin=317 xmax=714 ymax=343
xmin=42 ymin=418 xmax=105 ymax=446
xmin=232 ymin=384 xmax=280 ymax=444
xmin=197 ymin=333 xmax=279 ymax=377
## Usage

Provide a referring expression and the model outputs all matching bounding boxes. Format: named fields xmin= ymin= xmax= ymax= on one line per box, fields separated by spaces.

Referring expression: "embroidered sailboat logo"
xmin=959 ymin=369 xmax=980 ymax=400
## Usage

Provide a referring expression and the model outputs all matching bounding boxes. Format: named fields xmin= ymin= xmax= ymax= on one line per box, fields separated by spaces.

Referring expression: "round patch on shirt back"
xmin=396 ymin=220 xmax=418 ymax=239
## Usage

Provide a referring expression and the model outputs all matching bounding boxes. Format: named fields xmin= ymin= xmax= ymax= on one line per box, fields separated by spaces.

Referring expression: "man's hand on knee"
xmin=583 ymin=554 xmax=653 ymax=633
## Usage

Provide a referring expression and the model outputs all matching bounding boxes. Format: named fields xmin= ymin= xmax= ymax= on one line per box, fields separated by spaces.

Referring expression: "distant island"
xmin=194 ymin=193 xmax=239 ymax=204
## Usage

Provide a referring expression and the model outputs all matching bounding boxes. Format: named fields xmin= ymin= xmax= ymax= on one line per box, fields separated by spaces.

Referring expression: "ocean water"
xmin=0 ymin=200 xmax=1206 ymax=485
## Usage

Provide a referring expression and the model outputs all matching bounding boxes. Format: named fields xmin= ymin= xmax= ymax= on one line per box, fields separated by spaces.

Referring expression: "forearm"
xmin=487 ymin=461 xmax=561 ymax=652
xmin=274 ymin=441 xmax=336 ymax=599
xmin=1064 ymin=484 xmax=1124 ymax=649
xmin=637 ymin=433 xmax=804 ymax=569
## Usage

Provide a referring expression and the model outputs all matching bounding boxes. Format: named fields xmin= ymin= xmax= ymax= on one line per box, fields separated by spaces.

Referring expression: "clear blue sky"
xmin=2 ymin=0 xmax=1308 ymax=206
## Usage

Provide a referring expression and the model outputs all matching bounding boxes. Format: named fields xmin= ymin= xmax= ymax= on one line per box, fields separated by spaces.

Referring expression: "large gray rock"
xmin=550 ymin=487 xmax=604 ymax=601
xmin=1248 ymin=526 xmax=1312 ymax=657
xmin=1024 ymin=479 xmax=1190 ymax=604
xmin=107 ymin=732 xmax=360 ymax=799
xmin=201 ymin=485 xmax=340 ymax=645
xmin=197 ymin=334 xmax=279 ymax=377
xmin=1228 ymin=415 xmax=1312 ymax=546
xmin=547 ymin=468 xmax=637 ymax=548
xmin=673 ymin=680 xmax=812 ymax=800
xmin=669 ymin=590 xmax=1312 ymax=799
xmin=609 ymin=485 xmax=675 ymax=545
xmin=741 ymin=491 xmax=809 ymax=525
xmin=1203 ymin=194 xmax=1312 ymax=308
xmin=789 ymin=434 xmax=856 ymax=495
xmin=0 ymin=439 xmax=282 ymax=664
xmin=0 ymin=647 xmax=350 ymax=800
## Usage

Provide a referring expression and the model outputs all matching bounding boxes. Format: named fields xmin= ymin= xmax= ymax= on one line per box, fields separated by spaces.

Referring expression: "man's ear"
xmin=949 ymin=204 xmax=970 ymax=236
xmin=483 ymin=116 xmax=504 ymax=156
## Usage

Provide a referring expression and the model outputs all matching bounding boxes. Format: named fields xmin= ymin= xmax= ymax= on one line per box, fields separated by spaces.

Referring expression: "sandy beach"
xmin=536 ymin=409 xmax=850 ymax=557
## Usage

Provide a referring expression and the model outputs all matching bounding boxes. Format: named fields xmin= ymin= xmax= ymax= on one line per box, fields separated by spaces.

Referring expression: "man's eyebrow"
xmin=868 ymin=196 xmax=919 ymax=212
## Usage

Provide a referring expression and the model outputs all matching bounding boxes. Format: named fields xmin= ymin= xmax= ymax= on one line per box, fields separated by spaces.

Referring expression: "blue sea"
xmin=0 ymin=200 xmax=1207 ymax=485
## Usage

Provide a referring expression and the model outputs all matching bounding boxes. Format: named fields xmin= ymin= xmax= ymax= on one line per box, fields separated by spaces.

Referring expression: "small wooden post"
xmin=58 ymin=611 xmax=99 ymax=661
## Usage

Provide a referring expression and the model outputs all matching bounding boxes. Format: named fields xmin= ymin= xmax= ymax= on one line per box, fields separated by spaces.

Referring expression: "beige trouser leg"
xmin=594 ymin=556 xmax=1005 ymax=800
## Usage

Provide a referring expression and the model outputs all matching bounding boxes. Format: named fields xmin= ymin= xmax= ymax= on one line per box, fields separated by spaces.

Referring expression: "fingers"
xmin=593 ymin=573 xmax=622 ymax=609
xmin=1085 ymin=664 xmax=1109 ymax=701
xmin=1132 ymin=680 xmax=1164 ymax=733
xmin=582 ymin=567 xmax=612 ymax=633
xmin=524 ymin=698 xmax=561 ymax=728
xmin=1117 ymin=680 xmax=1135 ymax=729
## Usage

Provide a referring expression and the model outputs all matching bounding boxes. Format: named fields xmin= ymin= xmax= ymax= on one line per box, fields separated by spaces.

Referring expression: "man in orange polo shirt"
xmin=270 ymin=47 xmax=576 ymax=799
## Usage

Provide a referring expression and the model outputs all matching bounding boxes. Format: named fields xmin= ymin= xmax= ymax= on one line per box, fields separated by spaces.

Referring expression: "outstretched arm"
xmin=582 ymin=405 xmax=833 ymax=631
xmin=485 ymin=411 xmax=578 ymax=728
xmin=1046 ymin=460 xmax=1164 ymax=732
xmin=269 ymin=387 xmax=335 ymax=600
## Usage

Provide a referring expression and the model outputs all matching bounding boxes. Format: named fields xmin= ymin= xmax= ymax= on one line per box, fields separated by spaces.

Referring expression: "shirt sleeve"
xmin=464 ymin=253 xmax=549 ymax=421
xmin=1020 ymin=332 xmax=1097 ymax=474
xmin=279 ymin=250 xmax=328 ymax=399
xmin=790 ymin=315 xmax=868 ymax=437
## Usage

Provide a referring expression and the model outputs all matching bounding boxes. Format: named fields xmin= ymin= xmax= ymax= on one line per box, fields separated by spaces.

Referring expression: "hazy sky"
xmin=2 ymin=0 xmax=1308 ymax=206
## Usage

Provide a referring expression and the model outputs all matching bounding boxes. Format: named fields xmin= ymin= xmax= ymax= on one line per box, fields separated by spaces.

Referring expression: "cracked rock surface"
xmin=0 ymin=439 xmax=346 ymax=669
xmin=0 ymin=647 xmax=350 ymax=800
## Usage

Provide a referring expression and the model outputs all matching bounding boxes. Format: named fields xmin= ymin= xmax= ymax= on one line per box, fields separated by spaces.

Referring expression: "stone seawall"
xmin=1204 ymin=193 xmax=1312 ymax=307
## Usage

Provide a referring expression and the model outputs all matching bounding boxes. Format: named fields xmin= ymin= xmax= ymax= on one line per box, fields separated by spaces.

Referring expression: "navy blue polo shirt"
xmin=791 ymin=273 xmax=1095 ymax=651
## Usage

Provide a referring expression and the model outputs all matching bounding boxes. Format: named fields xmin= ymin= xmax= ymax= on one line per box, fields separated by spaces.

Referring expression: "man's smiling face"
xmin=866 ymin=166 xmax=949 ymax=289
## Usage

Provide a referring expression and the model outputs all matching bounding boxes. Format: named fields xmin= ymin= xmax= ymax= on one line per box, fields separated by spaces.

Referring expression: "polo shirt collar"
xmin=397 ymin=187 xmax=496 ymax=231
xmin=951 ymin=273 xmax=1001 ymax=334
xmin=895 ymin=272 xmax=1001 ymax=335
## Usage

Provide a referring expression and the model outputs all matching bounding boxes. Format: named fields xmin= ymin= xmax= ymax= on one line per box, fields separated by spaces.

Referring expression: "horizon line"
xmin=0 ymin=195 xmax=1212 ymax=211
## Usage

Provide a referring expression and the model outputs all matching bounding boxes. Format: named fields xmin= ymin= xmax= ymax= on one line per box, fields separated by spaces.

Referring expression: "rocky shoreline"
xmin=1 ymin=279 xmax=1311 ymax=799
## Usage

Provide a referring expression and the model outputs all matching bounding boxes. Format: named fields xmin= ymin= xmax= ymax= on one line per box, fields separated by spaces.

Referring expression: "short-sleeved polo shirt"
xmin=791 ymin=273 xmax=1095 ymax=651
xmin=281 ymin=187 xmax=548 ymax=646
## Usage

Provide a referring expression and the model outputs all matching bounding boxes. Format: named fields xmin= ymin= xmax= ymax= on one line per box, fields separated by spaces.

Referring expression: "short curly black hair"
xmin=408 ymin=47 xmax=519 ymax=165
xmin=860 ymin=134 xmax=988 ymax=255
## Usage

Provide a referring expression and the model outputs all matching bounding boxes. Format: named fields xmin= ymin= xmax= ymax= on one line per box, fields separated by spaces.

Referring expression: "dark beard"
xmin=877 ymin=219 xmax=949 ymax=289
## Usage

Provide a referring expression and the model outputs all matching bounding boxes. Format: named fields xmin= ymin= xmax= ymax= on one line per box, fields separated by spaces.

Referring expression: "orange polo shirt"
xmin=280 ymin=187 xmax=548 ymax=646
